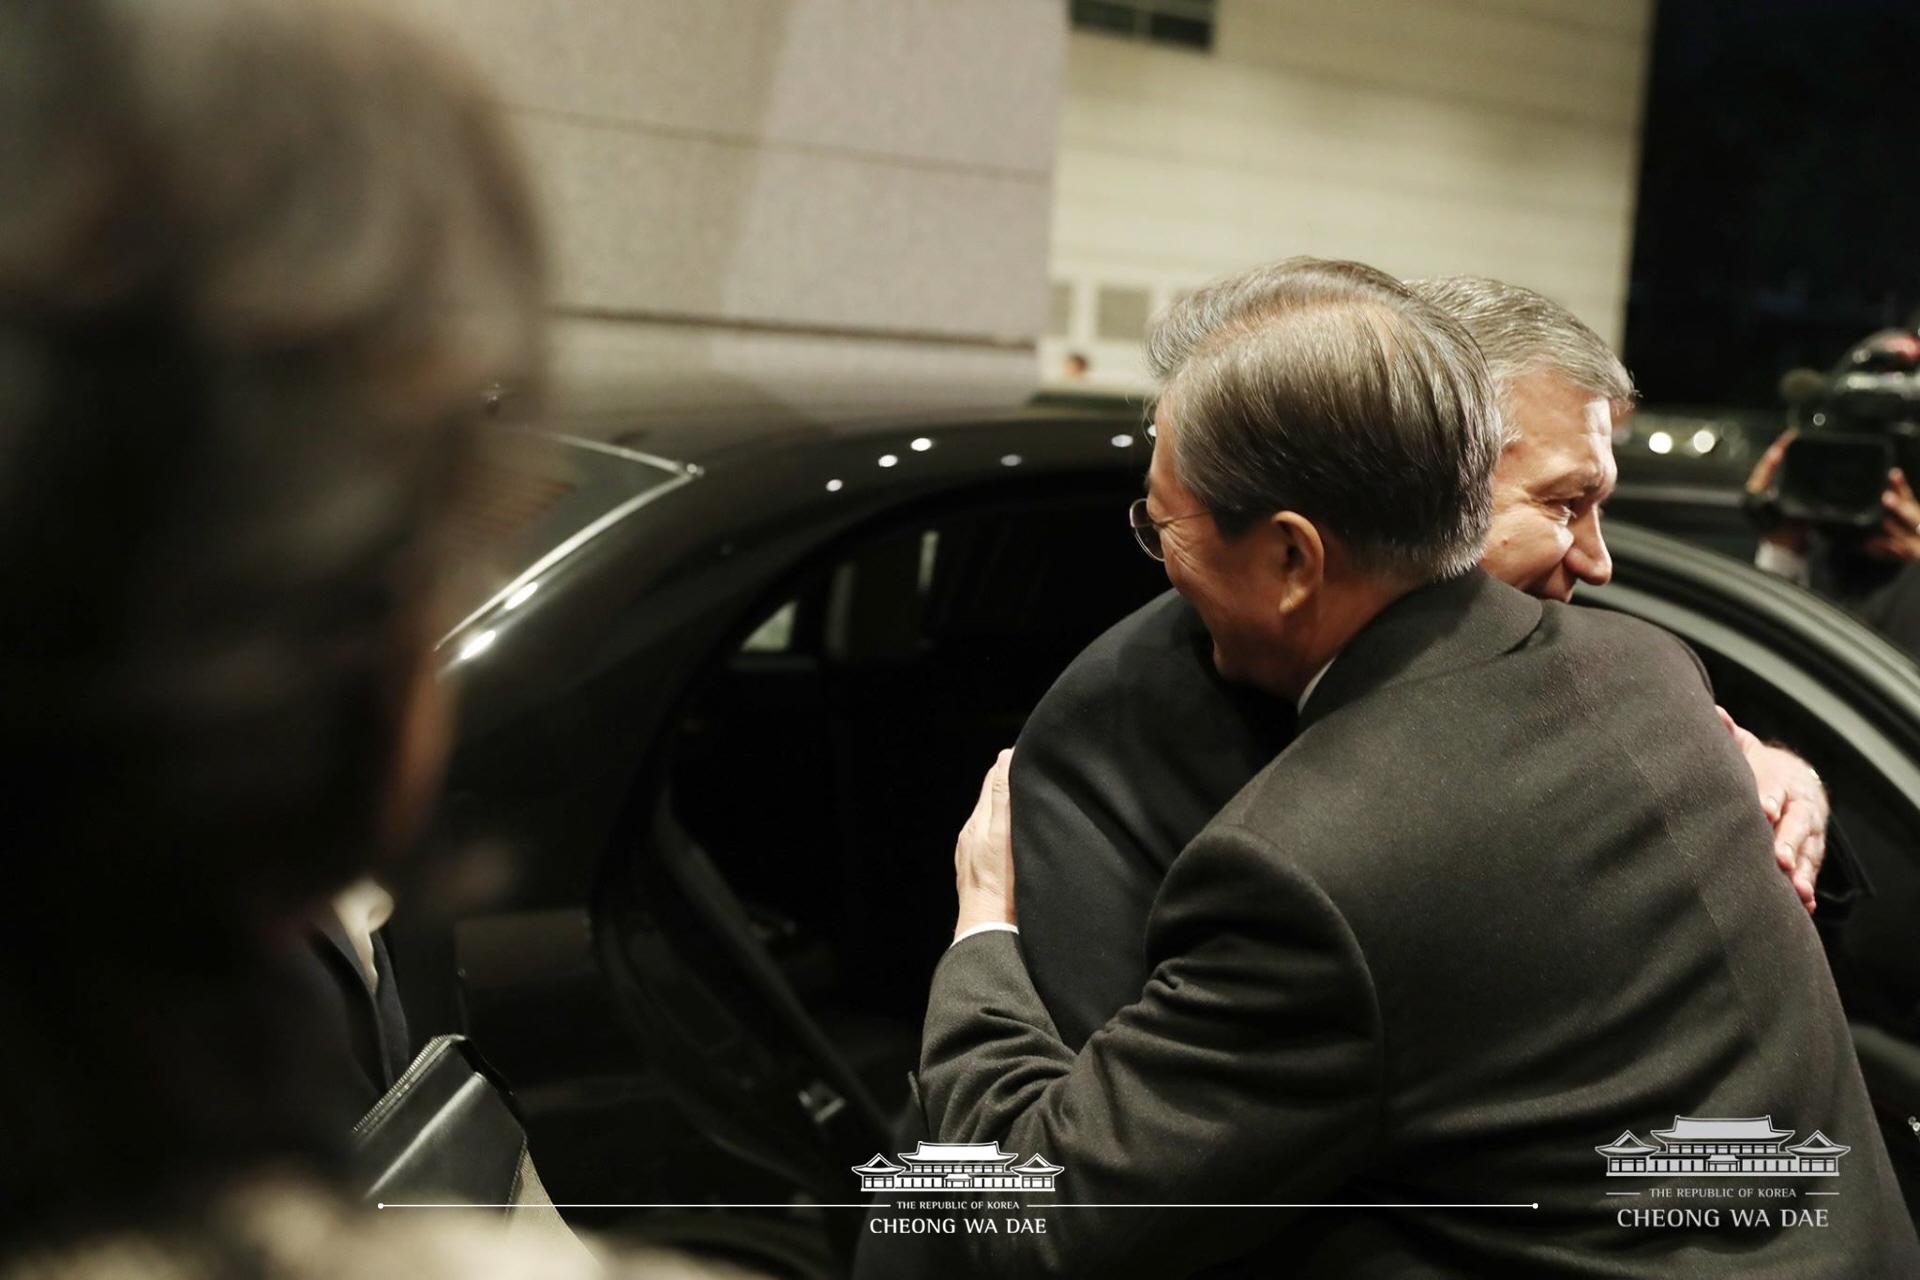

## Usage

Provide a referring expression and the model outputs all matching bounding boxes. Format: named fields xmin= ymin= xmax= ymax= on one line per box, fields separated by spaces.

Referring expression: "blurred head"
xmin=0 ymin=0 xmax=541 ymax=1235
xmin=1143 ymin=258 xmax=1501 ymax=697
xmin=1411 ymin=277 xmax=1635 ymax=602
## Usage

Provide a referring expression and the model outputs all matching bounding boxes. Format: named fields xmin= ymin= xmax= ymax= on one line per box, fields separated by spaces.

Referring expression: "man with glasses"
xmin=1128 ymin=496 xmax=1206 ymax=559
xmin=915 ymin=259 xmax=1913 ymax=1276
xmin=1019 ymin=274 xmax=1845 ymax=1052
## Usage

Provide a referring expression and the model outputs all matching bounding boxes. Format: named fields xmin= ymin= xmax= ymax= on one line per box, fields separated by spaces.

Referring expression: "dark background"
xmin=1624 ymin=0 xmax=1920 ymax=408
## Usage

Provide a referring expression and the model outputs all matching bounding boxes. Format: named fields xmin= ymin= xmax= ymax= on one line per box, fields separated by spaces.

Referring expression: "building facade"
xmin=391 ymin=0 xmax=1063 ymax=424
xmin=1596 ymin=1116 xmax=1849 ymax=1176
xmin=854 ymin=1141 xmax=1064 ymax=1192
xmin=1044 ymin=0 xmax=1655 ymax=389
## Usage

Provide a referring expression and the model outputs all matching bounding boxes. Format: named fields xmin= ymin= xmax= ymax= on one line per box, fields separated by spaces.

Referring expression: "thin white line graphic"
xmin=377 ymin=1201 xmax=1540 ymax=1211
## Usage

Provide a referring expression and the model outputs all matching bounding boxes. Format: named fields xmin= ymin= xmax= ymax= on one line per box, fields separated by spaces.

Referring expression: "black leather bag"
xmin=352 ymin=1033 xmax=529 ymax=1209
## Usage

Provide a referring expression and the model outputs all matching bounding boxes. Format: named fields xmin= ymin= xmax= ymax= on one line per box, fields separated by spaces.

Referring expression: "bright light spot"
xmin=457 ymin=629 xmax=497 ymax=663
xmin=1110 ymin=434 xmax=1133 ymax=449
xmin=1000 ymin=454 xmax=1023 ymax=467
xmin=910 ymin=437 xmax=934 ymax=452
xmin=825 ymin=478 xmax=844 ymax=492
xmin=878 ymin=454 xmax=899 ymax=468
xmin=503 ymin=581 xmax=539 ymax=611
xmin=1146 ymin=424 xmax=1157 ymax=440
xmin=1647 ymin=431 xmax=1673 ymax=456
xmin=1691 ymin=429 xmax=1717 ymax=454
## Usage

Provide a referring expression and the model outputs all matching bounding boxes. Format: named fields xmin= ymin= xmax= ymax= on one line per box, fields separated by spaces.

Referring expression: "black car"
xmin=397 ymin=399 xmax=1920 ymax=1275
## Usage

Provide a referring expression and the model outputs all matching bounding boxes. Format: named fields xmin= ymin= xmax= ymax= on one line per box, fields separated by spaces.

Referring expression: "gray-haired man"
xmin=1011 ymin=273 xmax=1841 ymax=1053
xmin=919 ymin=259 xmax=1915 ymax=1276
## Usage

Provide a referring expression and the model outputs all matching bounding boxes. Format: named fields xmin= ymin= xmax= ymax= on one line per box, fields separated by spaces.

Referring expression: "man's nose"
xmin=1568 ymin=514 xmax=1613 ymax=586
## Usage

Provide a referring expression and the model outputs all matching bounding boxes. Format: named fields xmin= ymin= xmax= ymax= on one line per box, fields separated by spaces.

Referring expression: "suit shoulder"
xmin=1542 ymin=602 xmax=1711 ymax=692
xmin=1021 ymin=589 xmax=1217 ymax=730
xmin=1078 ymin=588 xmax=1209 ymax=676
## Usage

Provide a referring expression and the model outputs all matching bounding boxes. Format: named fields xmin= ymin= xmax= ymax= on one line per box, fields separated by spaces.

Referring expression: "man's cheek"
xmin=1477 ymin=530 xmax=1523 ymax=583
xmin=1505 ymin=524 xmax=1565 ymax=585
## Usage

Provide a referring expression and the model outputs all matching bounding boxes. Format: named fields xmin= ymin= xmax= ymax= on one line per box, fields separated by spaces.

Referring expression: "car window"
xmin=671 ymin=478 xmax=1166 ymax=1038
xmin=740 ymin=600 xmax=798 ymax=653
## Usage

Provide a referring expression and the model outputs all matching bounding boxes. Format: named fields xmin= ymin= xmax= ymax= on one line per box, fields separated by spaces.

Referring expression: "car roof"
xmin=536 ymin=391 xmax=1146 ymax=471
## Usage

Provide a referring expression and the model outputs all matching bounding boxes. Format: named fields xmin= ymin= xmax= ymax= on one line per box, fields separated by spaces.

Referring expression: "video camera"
xmin=1765 ymin=329 xmax=1920 ymax=532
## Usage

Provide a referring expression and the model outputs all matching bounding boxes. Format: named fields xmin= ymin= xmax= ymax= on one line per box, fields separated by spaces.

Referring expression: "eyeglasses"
xmin=1128 ymin=497 xmax=1207 ymax=562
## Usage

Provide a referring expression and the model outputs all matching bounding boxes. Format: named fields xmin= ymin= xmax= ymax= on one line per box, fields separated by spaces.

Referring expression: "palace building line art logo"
xmin=1596 ymin=1115 xmax=1849 ymax=1177
xmin=854 ymin=1141 xmax=1064 ymax=1194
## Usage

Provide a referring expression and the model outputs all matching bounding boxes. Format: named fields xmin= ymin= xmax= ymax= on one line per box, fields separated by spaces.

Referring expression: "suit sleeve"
xmin=1010 ymin=666 xmax=1163 ymax=1052
xmin=919 ymin=823 xmax=1384 ymax=1277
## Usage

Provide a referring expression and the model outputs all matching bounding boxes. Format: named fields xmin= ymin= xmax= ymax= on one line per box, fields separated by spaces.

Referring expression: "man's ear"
xmin=1266 ymin=511 xmax=1326 ymax=616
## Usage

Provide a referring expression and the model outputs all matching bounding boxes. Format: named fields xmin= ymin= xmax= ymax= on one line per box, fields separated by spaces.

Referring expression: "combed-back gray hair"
xmin=1147 ymin=257 xmax=1501 ymax=582
xmin=1409 ymin=276 xmax=1635 ymax=447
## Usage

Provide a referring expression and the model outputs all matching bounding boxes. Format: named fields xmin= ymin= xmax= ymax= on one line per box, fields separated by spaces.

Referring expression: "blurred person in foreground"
xmin=0 ymin=3 xmax=715 ymax=1276
xmin=1015 ymin=276 xmax=1847 ymax=1054
xmin=922 ymin=260 xmax=1917 ymax=1276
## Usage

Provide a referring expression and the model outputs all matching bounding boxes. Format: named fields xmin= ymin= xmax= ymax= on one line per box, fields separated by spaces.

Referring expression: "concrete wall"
xmin=391 ymin=0 xmax=1065 ymax=428
xmin=1046 ymin=0 xmax=1655 ymax=389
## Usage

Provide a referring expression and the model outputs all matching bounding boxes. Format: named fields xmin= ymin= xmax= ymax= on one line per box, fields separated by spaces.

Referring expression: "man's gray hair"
xmin=1409 ymin=276 xmax=1636 ymax=447
xmin=1147 ymin=257 xmax=1501 ymax=583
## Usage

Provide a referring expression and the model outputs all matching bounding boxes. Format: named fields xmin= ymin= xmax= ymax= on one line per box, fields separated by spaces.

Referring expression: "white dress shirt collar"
xmin=1297 ymin=655 xmax=1337 ymax=715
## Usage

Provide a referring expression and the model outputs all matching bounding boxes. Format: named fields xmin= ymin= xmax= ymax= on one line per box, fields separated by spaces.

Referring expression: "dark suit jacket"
xmin=1010 ymin=589 xmax=1292 ymax=1049
xmin=1014 ymin=587 xmax=1870 ymax=1054
xmin=306 ymin=919 xmax=413 ymax=1114
xmin=922 ymin=571 xmax=1918 ymax=1277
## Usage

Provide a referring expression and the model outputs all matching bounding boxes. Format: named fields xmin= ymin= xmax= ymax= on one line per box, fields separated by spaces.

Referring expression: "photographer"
xmin=1747 ymin=329 xmax=1920 ymax=657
